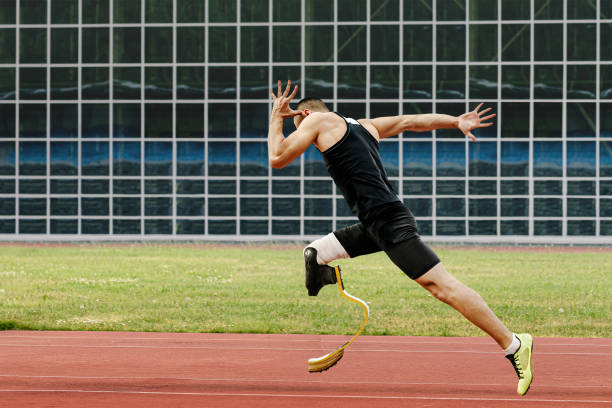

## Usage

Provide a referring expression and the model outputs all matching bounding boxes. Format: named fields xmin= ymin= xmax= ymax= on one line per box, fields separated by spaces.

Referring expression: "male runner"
xmin=268 ymin=80 xmax=534 ymax=395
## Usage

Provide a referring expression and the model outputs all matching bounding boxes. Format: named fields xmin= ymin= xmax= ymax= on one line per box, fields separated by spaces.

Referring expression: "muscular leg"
xmin=416 ymin=263 xmax=514 ymax=350
xmin=327 ymin=213 xmax=531 ymax=392
xmin=416 ymin=263 xmax=534 ymax=396
xmin=382 ymin=236 xmax=532 ymax=394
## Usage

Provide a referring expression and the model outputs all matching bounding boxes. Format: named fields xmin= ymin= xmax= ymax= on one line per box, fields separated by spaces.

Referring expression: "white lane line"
xmin=0 ymin=389 xmax=610 ymax=404
xmin=0 ymin=335 xmax=610 ymax=348
xmin=1 ymin=343 xmax=611 ymax=356
xmin=0 ymin=374 xmax=609 ymax=389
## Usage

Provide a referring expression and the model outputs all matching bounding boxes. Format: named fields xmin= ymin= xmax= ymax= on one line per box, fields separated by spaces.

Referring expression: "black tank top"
xmin=321 ymin=113 xmax=401 ymax=220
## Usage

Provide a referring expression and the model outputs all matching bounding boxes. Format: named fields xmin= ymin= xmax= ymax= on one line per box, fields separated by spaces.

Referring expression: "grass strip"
xmin=0 ymin=245 xmax=610 ymax=337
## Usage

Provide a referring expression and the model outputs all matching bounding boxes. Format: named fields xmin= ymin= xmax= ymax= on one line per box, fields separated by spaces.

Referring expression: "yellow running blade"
xmin=308 ymin=348 xmax=344 ymax=373
xmin=308 ymin=266 xmax=369 ymax=373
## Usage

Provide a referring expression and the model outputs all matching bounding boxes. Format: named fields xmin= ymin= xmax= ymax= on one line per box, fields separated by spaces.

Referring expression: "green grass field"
xmin=0 ymin=244 xmax=610 ymax=338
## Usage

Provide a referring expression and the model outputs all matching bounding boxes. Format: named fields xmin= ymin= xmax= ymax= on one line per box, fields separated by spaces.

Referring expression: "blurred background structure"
xmin=0 ymin=0 xmax=610 ymax=242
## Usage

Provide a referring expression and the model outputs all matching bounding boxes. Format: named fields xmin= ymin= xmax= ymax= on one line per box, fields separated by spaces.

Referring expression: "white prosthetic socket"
xmin=304 ymin=233 xmax=350 ymax=265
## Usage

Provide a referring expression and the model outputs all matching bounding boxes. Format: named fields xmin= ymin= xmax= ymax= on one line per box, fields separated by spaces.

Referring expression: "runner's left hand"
xmin=270 ymin=80 xmax=303 ymax=119
xmin=458 ymin=103 xmax=496 ymax=141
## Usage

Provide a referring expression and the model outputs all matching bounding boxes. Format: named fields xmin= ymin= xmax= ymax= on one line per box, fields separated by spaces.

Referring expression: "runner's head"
xmin=294 ymin=97 xmax=329 ymax=128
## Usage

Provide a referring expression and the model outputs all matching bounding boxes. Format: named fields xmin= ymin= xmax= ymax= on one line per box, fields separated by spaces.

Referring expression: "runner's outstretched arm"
xmin=268 ymin=80 xmax=319 ymax=169
xmin=367 ymin=103 xmax=496 ymax=141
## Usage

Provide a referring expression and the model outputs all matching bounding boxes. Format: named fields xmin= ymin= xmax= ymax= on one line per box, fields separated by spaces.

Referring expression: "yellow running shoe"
xmin=505 ymin=333 xmax=534 ymax=396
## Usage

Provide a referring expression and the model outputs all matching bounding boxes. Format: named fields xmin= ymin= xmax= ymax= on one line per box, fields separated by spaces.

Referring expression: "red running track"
xmin=0 ymin=331 xmax=610 ymax=408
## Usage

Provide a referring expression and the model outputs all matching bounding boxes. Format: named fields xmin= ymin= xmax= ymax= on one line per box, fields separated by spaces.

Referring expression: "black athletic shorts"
xmin=333 ymin=201 xmax=440 ymax=280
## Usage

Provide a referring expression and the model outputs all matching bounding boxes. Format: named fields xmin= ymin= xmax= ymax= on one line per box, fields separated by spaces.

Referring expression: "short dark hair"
xmin=296 ymin=97 xmax=329 ymax=112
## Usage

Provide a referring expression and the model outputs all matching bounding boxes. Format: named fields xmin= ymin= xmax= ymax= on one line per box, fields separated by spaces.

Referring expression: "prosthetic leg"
xmin=308 ymin=266 xmax=370 ymax=372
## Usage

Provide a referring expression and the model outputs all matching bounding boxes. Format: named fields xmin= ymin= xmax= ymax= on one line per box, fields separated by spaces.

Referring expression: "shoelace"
xmin=506 ymin=354 xmax=524 ymax=379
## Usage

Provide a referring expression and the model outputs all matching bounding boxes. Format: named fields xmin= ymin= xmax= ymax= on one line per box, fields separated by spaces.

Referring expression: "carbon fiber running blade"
xmin=307 ymin=265 xmax=370 ymax=373
xmin=308 ymin=348 xmax=344 ymax=372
